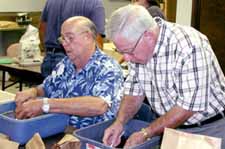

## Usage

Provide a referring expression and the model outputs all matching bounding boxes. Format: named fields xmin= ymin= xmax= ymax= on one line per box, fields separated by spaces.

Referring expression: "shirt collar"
xmin=152 ymin=17 xmax=166 ymax=58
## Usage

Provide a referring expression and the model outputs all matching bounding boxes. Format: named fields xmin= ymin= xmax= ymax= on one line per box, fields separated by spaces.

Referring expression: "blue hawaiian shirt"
xmin=42 ymin=48 xmax=124 ymax=128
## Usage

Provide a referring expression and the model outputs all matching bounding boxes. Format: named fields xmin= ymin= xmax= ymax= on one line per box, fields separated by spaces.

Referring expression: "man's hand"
xmin=124 ymin=131 xmax=146 ymax=148
xmin=15 ymin=88 xmax=37 ymax=107
xmin=15 ymin=99 xmax=43 ymax=119
xmin=102 ymin=120 xmax=124 ymax=147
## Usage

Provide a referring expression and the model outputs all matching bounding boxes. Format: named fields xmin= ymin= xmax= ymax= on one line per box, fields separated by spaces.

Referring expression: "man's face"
xmin=60 ymin=24 xmax=88 ymax=62
xmin=113 ymin=31 xmax=155 ymax=64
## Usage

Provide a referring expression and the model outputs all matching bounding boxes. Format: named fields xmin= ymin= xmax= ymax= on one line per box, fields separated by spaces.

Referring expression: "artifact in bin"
xmin=2 ymin=111 xmax=16 ymax=119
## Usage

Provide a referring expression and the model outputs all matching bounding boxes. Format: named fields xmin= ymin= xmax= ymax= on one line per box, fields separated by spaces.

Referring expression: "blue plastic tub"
xmin=0 ymin=101 xmax=70 ymax=144
xmin=74 ymin=119 xmax=161 ymax=149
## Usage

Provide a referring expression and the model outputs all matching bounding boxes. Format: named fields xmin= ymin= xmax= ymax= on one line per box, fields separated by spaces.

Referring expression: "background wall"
xmin=0 ymin=0 xmax=131 ymax=24
xmin=0 ymin=0 xmax=129 ymax=14
xmin=103 ymin=0 xmax=130 ymax=19
xmin=0 ymin=0 xmax=46 ymax=12
xmin=176 ymin=0 xmax=192 ymax=26
xmin=198 ymin=0 xmax=225 ymax=72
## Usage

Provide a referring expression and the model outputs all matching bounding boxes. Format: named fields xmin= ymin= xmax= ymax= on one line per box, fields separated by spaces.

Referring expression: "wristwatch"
xmin=141 ymin=128 xmax=151 ymax=141
xmin=42 ymin=98 xmax=50 ymax=113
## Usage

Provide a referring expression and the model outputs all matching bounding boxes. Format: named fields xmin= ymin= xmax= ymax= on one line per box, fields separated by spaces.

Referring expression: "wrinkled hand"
xmin=15 ymin=99 xmax=43 ymax=119
xmin=102 ymin=120 xmax=124 ymax=147
xmin=15 ymin=89 xmax=36 ymax=107
xmin=124 ymin=131 xmax=146 ymax=148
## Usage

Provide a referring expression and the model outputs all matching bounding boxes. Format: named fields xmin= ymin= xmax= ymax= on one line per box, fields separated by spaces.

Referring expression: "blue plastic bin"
xmin=0 ymin=101 xmax=70 ymax=144
xmin=74 ymin=119 xmax=161 ymax=149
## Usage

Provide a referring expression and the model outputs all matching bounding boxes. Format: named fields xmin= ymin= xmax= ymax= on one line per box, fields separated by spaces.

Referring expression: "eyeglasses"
xmin=58 ymin=31 xmax=87 ymax=44
xmin=117 ymin=32 xmax=144 ymax=54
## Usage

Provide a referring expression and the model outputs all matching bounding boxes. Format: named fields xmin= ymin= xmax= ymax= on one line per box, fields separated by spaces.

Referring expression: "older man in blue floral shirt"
xmin=15 ymin=16 xmax=124 ymax=129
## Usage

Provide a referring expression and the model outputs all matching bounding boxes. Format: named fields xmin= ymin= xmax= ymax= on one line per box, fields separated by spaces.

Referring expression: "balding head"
xmin=62 ymin=16 xmax=97 ymax=40
xmin=59 ymin=16 xmax=98 ymax=69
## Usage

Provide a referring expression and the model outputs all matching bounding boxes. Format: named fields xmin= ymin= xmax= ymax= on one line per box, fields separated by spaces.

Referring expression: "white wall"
xmin=0 ymin=0 xmax=46 ymax=12
xmin=103 ymin=0 xmax=130 ymax=19
xmin=0 ymin=0 xmax=129 ymax=14
xmin=176 ymin=0 xmax=192 ymax=26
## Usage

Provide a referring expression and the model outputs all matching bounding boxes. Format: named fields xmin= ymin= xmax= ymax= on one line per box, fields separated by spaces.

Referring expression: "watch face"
xmin=42 ymin=98 xmax=50 ymax=113
xmin=42 ymin=104 xmax=50 ymax=113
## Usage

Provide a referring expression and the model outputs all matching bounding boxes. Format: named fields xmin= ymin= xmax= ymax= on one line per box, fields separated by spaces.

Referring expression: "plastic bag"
xmin=19 ymin=25 xmax=42 ymax=64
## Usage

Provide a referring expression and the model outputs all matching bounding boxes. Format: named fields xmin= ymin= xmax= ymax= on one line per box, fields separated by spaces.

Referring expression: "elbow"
xmin=97 ymin=102 xmax=108 ymax=115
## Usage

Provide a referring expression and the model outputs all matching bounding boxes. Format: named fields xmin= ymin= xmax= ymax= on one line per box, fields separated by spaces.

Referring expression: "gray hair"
xmin=67 ymin=16 xmax=97 ymax=40
xmin=106 ymin=4 xmax=157 ymax=42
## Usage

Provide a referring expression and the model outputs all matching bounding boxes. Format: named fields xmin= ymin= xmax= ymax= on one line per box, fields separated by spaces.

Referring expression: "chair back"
xmin=6 ymin=43 xmax=21 ymax=58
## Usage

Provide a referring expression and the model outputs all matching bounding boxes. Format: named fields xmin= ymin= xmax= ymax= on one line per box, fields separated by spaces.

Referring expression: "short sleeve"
xmin=124 ymin=63 xmax=145 ymax=96
xmin=175 ymin=47 xmax=209 ymax=111
xmin=92 ymin=64 xmax=124 ymax=106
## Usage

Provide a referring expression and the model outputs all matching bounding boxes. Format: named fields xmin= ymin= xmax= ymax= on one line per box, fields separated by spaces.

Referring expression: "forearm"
xmin=145 ymin=106 xmax=194 ymax=138
xmin=116 ymin=95 xmax=145 ymax=125
xmin=96 ymin=34 xmax=103 ymax=49
xmin=47 ymin=96 xmax=108 ymax=116
xmin=39 ymin=21 xmax=46 ymax=49
xmin=27 ymin=86 xmax=45 ymax=98
xmin=23 ymin=86 xmax=44 ymax=98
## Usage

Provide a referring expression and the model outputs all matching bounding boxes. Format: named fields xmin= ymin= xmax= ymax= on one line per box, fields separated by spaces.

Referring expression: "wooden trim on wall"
xmin=191 ymin=0 xmax=201 ymax=30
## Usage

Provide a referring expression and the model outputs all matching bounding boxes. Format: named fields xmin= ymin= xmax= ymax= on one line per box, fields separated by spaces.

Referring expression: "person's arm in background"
xmin=90 ymin=1 xmax=106 ymax=49
xmin=38 ymin=1 xmax=48 ymax=52
xmin=96 ymin=34 xmax=104 ymax=49
xmin=39 ymin=21 xmax=46 ymax=51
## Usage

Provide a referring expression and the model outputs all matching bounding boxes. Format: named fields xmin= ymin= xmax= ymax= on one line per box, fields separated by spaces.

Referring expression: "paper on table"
xmin=0 ymin=138 xmax=19 ymax=149
xmin=0 ymin=90 xmax=15 ymax=104
xmin=52 ymin=134 xmax=80 ymax=149
xmin=25 ymin=133 xmax=45 ymax=149
xmin=0 ymin=133 xmax=9 ymax=140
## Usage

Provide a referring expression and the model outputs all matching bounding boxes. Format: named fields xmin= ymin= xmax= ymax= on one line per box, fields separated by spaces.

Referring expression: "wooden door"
xmin=192 ymin=0 xmax=225 ymax=72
